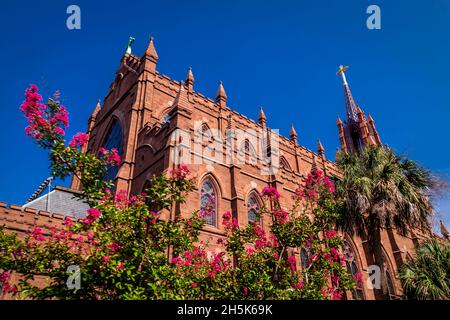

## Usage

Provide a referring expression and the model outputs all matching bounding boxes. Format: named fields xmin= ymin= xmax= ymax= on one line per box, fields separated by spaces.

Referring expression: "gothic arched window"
xmin=280 ymin=157 xmax=291 ymax=171
xmin=103 ymin=119 xmax=123 ymax=183
xmin=239 ymin=139 xmax=257 ymax=164
xmin=200 ymin=179 xmax=217 ymax=226
xmin=382 ymin=251 xmax=397 ymax=300
xmin=343 ymin=239 xmax=365 ymax=300
xmin=300 ymin=248 xmax=309 ymax=269
xmin=200 ymin=123 xmax=213 ymax=139
xmin=247 ymin=193 xmax=260 ymax=224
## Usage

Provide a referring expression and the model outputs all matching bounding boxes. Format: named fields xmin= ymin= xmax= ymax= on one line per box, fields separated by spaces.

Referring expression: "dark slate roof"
xmin=22 ymin=186 xmax=89 ymax=218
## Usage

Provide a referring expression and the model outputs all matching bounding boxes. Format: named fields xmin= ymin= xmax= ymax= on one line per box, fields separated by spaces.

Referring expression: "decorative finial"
xmin=144 ymin=36 xmax=159 ymax=61
xmin=216 ymin=81 xmax=227 ymax=102
xmin=185 ymin=67 xmax=195 ymax=84
xmin=126 ymin=36 xmax=135 ymax=54
xmin=317 ymin=139 xmax=325 ymax=155
xmin=336 ymin=65 xmax=349 ymax=85
xmin=290 ymin=123 xmax=298 ymax=143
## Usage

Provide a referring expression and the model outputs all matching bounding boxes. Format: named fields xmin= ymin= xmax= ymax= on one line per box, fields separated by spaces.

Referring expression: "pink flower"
xmin=2 ymin=282 xmax=18 ymax=294
xmin=69 ymin=132 xmax=89 ymax=148
xmin=82 ymin=208 xmax=101 ymax=224
xmin=102 ymin=256 xmax=111 ymax=264
xmin=31 ymin=227 xmax=45 ymax=241
xmin=287 ymin=255 xmax=297 ymax=272
xmin=354 ymin=271 xmax=363 ymax=283
xmin=293 ymin=280 xmax=304 ymax=289
xmin=53 ymin=127 xmax=65 ymax=135
xmin=116 ymin=262 xmax=125 ymax=271
xmin=191 ymin=282 xmax=198 ymax=288
xmin=324 ymin=230 xmax=337 ymax=239
xmin=172 ymin=164 xmax=190 ymax=179
xmin=171 ymin=257 xmax=181 ymax=264
xmin=63 ymin=216 xmax=74 ymax=228
xmin=243 ymin=287 xmax=248 ymax=297
xmin=108 ymin=242 xmax=120 ymax=253
xmin=0 ymin=271 xmax=10 ymax=282
xmin=261 ymin=186 xmax=280 ymax=200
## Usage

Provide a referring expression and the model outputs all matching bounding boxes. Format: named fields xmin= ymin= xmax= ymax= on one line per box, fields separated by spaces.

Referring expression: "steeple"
xmin=317 ymin=139 xmax=325 ymax=157
xmin=336 ymin=65 xmax=382 ymax=153
xmin=185 ymin=67 xmax=194 ymax=92
xmin=145 ymin=37 xmax=159 ymax=61
xmin=258 ymin=106 xmax=266 ymax=128
xmin=216 ymin=81 xmax=227 ymax=108
xmin=289 ymin=123 xmax=298 ymax=144
xmin=140 ymin=37 xmax=158 ymax=73
xmin=337 ymin=65 xmax=358 ymax=122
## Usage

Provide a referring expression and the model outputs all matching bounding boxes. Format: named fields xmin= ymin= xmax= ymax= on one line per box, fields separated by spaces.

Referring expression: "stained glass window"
xmin=247 ymin=194 xmax=260 ymax=224
xmin=103 ymin=119 xmax=123 ymax=183
xmin=200 ymin=180 xmax=216 ymax=226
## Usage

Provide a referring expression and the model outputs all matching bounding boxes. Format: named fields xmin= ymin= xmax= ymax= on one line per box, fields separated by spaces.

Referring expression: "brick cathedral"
xmin=0 ymin=37 xmax=433 ymax=300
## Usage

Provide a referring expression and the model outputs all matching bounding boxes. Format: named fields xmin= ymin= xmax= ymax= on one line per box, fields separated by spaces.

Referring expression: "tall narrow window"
xmin=343 ymin=239 xmax=365 ymax=300
xmin=200 ymin=180 xmax=216 ymax=226
xmin=103 ymin=119 xmax=123 ymax=183
xmin=300 ymin=248 xmax=309 ymax=269
xmin=382 ymin=252 xmax=397 ymax=300
xmin=247 ymin=193 xmax=260 ymax=224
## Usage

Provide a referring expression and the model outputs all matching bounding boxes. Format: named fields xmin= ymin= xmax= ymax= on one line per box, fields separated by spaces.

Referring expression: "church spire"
xmin=289 ymin=123 xmax=298 ymax=143
xmin=258 ymin=106 xmax=266 ymax=128
xmin=216 ymin=81 xmax=227 ymax=108
xmin=144 ymin=36 xmax=159 ymax=61
xmin=336 ymin=65 xmax=382 ymax=154
xmin=317 ymin=139 xmax=325 ymax=157
xmin=140 ymin=36 xmax=158 ymax=73
xmin=337 ymin=65 xmax=358 ymax=122
xmin=185 ymin=67 xmax=194 ymax=92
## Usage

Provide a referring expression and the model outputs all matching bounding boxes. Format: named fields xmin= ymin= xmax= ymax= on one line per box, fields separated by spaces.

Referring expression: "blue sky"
xmin=0 ymin=0 xmax=448 ymax=227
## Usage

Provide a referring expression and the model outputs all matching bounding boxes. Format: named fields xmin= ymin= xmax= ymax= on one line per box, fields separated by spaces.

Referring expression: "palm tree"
xmin=336 ymin=145 xmax=434 ymax=298
xmin=399 ymin=239 xmax=450 ymax=300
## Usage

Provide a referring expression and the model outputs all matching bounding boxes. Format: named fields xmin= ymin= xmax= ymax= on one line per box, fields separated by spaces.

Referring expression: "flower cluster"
xmin=20 ymin=84 xmax=69 ymax=145
xmin=81 ymin=208 xmax=102 ymax=225
xmin=99 ymin=147 xmax=121 ymax=166
xmin=222 ymin=212 xmax=239 ymax=229
xmin=69 ymin=132 xmax=89 ymax=148
xmin=31 ymin=227 xmax=45 ymax=241
xmin=0 ymin=271 xmax=18 ymax=294
xmin=260 ymin=186 xmax=280 ymax=200
xmin=172 ymin=164 xmax=190 ymax=180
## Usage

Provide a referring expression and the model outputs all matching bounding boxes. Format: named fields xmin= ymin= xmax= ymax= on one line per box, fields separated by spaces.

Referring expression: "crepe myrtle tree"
xmin=0 ymin=85 xmax=356 ymax=299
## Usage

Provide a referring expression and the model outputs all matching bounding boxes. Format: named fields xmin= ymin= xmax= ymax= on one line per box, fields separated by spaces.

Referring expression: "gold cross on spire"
xmin=336 ymin=65 xmax=349 ymax=85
